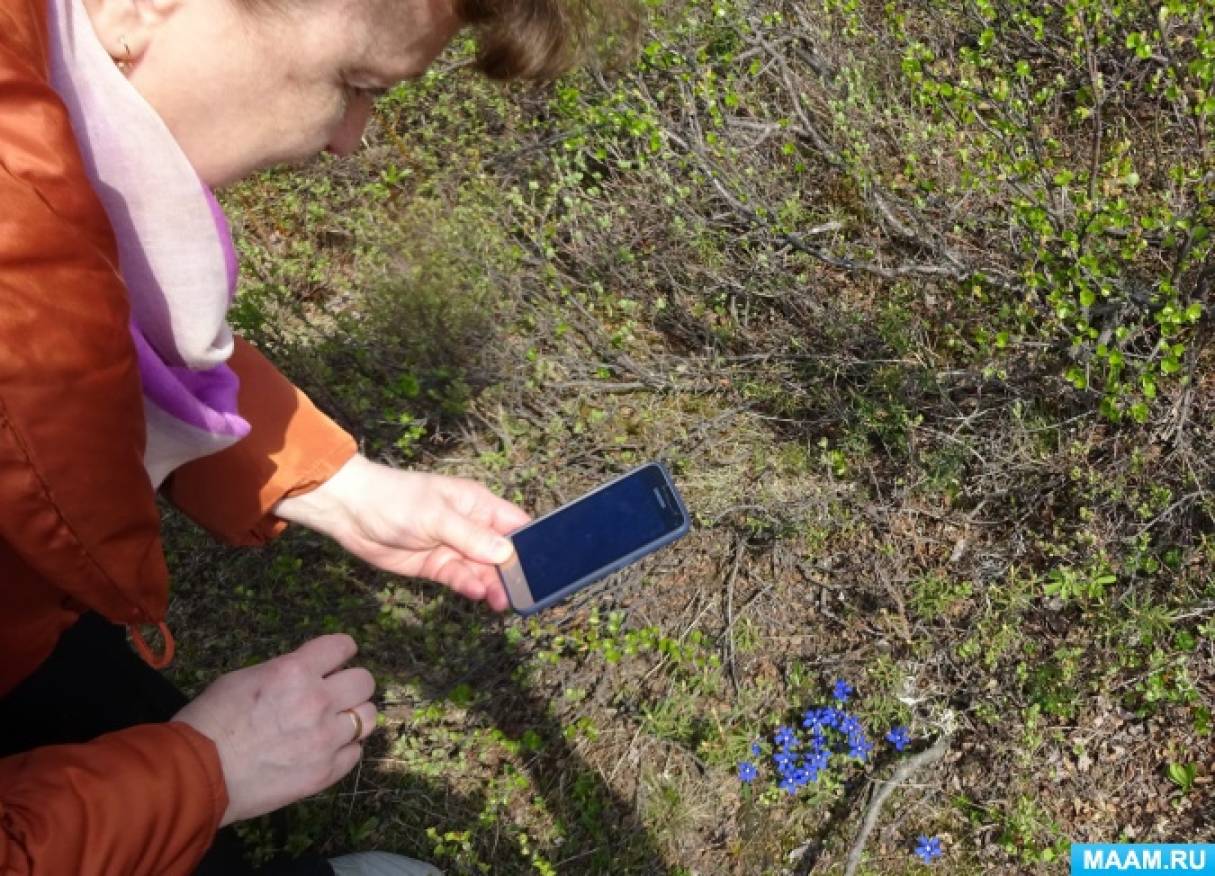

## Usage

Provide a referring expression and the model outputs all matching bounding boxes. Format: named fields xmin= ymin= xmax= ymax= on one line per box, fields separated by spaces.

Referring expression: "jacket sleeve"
xmin=0 ymin=723 xmax=227 ymax=876
xmin=165 ymin=338 xmax=357 ymax=546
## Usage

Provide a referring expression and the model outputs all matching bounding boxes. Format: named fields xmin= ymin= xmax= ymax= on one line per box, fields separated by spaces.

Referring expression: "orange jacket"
xmin=0 ymin=1 xmax=356 ymax=873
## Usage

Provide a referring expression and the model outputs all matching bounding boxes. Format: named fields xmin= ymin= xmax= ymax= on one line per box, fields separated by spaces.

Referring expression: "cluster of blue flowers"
xmin=735 ymin=682 xmax=942 ymax=864
xmin=735 ymin=680 xmax=913 ymax=795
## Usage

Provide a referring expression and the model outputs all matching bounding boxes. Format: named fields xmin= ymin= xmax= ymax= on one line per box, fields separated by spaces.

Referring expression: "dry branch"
xmin=721 ymin=534 xmax=747 ymax=693
xmin=842 ymin=731 xmax=954 ymax=876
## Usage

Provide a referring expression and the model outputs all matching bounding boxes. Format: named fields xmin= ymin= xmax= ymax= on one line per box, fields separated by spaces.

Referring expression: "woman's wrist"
xmin=272 ymin=453 xmax=371 ymax=537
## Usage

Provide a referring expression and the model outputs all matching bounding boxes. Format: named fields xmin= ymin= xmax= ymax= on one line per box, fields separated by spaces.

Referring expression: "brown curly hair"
xmin=236 ymin=0 xmax=642 ymax=82
xmin=457 ymin=0 xmax=643 ymax=80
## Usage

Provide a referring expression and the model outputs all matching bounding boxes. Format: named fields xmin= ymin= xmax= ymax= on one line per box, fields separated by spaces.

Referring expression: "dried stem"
xmin=842 ymin=731 xmax=954 ymax=876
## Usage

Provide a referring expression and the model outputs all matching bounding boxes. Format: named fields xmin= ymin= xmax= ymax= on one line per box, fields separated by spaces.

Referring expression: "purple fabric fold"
xmin=131 ymin=184 xmax=248 ymax=440
xmin=131 ymin=324 xmax=249 ymax=439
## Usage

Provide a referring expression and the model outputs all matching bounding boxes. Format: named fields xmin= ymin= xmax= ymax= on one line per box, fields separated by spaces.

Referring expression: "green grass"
xmin=166 ymin=1 xmax=1214 ymax=872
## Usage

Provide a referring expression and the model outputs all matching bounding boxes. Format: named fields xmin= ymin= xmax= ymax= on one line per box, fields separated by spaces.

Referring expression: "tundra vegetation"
xmin=166 ymin=0 xmax=1214 ymax=872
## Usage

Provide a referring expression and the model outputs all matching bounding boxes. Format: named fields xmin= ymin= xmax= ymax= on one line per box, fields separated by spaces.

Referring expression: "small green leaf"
xmin=1167 ymin=762 xmax=1197 ymax=792
xmin=520 ymin=729 xmax=544 ymax=752
xmin=448 ymin=683 xmax=474 ymax=707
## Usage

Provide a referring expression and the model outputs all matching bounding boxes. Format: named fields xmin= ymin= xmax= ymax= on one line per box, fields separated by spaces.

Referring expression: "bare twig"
xmin=842 ymin=731 xmax=954 ymax=876
xmin=721 ymin=535 xmax=747 ymax=694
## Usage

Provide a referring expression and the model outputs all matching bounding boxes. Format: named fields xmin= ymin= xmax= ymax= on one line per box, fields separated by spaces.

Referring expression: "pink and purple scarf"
xmin=46 ymin=0 xmax=251 ymax=487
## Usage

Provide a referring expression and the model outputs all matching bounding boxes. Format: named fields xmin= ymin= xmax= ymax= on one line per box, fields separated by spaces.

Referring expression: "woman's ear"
xmin=83 ymin=0 xmax=185 ymax=63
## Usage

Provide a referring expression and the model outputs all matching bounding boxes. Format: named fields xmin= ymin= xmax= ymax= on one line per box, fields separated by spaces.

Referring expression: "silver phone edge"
xmin=498 ymin=555 xmax=535 ymax=612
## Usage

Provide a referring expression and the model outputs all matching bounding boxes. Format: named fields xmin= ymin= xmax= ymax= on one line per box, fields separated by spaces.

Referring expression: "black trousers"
xmin=0 ymin=612 xmax=333 ymax=876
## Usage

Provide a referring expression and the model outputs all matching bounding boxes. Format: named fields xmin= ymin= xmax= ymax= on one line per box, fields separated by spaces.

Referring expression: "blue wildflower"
xmin=832 ymin=679 xmax=853 ymax=703
xmin=802 ymin=706 xmax=832 ymax=729
xmin=848 ymin=735 xmax=874 ymax=761
xmin=774 ymin=725 xmax=797 ymax=748
xmin=779 ymin=776 xmax=799 ymax=794
xmin=914 ymin=835 xmax=943 ymax=864
xmin=738 ymin=761 xmax=758 ymax=783
xmin=886 ymin=726 xmax=911 ymax=752
xmin=751 ymin=742 xmax=763 ymax=757
xmin=839 ymin=713 xmax=862 ymax=735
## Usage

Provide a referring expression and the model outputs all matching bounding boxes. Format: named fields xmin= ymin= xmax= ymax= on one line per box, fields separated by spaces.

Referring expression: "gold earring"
xmin=113 ymin=36 xmax=133 ymax=72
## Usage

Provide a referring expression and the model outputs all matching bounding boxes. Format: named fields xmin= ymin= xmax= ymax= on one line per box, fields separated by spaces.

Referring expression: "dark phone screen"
xmin=512 ymin=466 xmax=683 ymax=601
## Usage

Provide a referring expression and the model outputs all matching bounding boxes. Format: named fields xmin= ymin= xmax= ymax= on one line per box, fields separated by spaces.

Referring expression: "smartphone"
xmin=499 ymin=462 xmax=690 ymax=615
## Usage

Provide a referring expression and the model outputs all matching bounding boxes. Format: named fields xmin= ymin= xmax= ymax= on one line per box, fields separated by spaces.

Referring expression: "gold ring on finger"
xmin=344 ymin=708 xmax=364 ymax=744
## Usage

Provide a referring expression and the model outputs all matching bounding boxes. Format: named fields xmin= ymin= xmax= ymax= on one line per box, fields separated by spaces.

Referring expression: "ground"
xmin=165 ymin=0 xmax=1214 ymax=872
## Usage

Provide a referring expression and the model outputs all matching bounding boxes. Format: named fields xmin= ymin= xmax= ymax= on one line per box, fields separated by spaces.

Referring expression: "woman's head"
xmin=84 ymin=0 xmax=637 ymax=187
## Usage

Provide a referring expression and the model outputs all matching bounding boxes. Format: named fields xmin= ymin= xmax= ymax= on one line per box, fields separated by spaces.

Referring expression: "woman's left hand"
xmin=273 ymin=455 xmax=531 ymax=611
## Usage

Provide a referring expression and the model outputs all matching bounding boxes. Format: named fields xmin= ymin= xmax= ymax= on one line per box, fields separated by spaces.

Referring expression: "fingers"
xmin=332 ymin=700 xmax=378 ymax=747
xmin=292 ymin=633 xmax=358 ymax=676
xmin=324 ymin=666 xmax=375 ymax=711
xmin=431 ymin=508 xmax=515 ymax=566
xmin=481 ymin=494 xmax=533 ymax=534
xmin=321 ymin=664 xmax=377 ymax=748
xmin=330 ymin=740 xmax=365 ymax=785
xmin=326 ymin=666 xmax=377 ymax=750
xmin=484 ymin=577 xmax=510 ymax=612
xmin=421 ymin=546 xmax=503 ymax=603
xmin=439 ymin=562 xmax=511 ymax=612
xmin=441 ymin=477 xmax=532 ymax=539
xmin=420 ymin=545 xmax=482 ymax=595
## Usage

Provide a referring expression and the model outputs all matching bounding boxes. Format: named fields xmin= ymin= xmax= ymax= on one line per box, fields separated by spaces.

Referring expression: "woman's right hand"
xmin=173 ymin=634 xmax=376 ymax=826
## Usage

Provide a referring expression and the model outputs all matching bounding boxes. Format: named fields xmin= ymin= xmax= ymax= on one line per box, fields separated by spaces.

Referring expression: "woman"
xmin=0 ymin=0 xmax=634 ymax=872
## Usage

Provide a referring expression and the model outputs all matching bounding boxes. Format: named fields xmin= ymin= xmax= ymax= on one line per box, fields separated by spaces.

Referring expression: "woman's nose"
xmin=327 ymin=96 xmax=375 ymax=156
